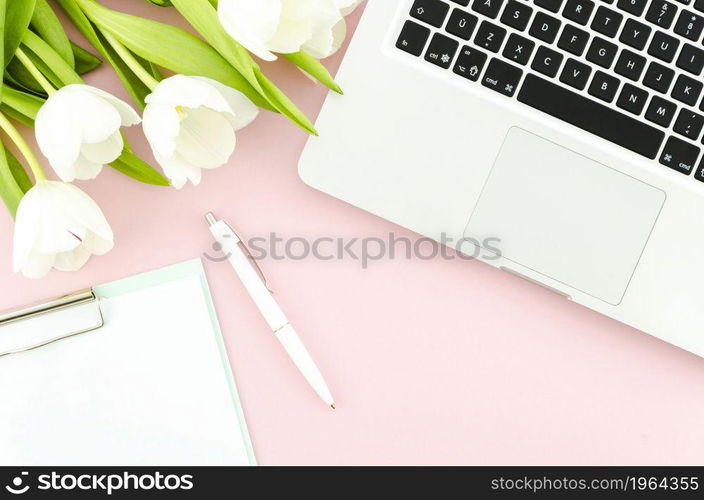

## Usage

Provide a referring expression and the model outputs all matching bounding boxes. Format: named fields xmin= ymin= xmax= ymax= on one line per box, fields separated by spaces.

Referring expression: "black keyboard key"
xmin=559 ymin=57 xmax=592 ymax=88
xmin=674 ymin=109 xmax=704 ymax=139
xmin=558 ymin=24 xmax=590 ymax=55
xmin=472 ymin=0 xmax=505 ymax=18
xmin=591 ymin=6 xmax=624 ymax=36
xmin=451 ymin=0 xmax=471 ymax=4
xmin=501 ymin=0 xmax=534 ymax=30
xmin=425 ymin=33 xmax=460 ymax=68
xmin=529 ymin=12 xmax=562 ymax=42
xmin=676 ymin=43 xmax=704 ymax=75
xmin=474 ymin=21 xmax=507 ymax=52
xmin=588 ymin=70 xmax=620 ymax=101
xmin=535 ymin=0 xmax=564 ymax=11
xmin=446 ymin=9 xmax=479 ymax=39
xmin=643 ymin=61 xmax=675 ymax=92
xmin=396 ymin=21 xmax=431 ymax=56
xmin=619 ymin=19 xmax=652 ymax=50
xmin=617 ymin=0 xmax=648 ymax=15
xmin=481 ymin=58 xmax=523 ymax=96
xmin=614 ymin=50 xmax=646 ymax=80
xmin=696 ymin=0 xmax=704 ymax=11
xmin=563 ymin=0 xmax=595 ymax=24
xmin=645 ymin=0 xmax=679 ymax=28
xmin=672 ymin=73 xmax=703 ymax=105
xmin=586 ymin=37 xmax=618 ymax=67
xmin=645 ymin=95 xmax=678 ymax=126
xmin=518 ymin=74 xmax=665 ymax=158
xmin=696 ymin=159 xmax=704 ymax=182
xmin=502 ymin=33 xmax=536 ymax=64
xmin=453 ymin=45 xmax=488 ymax=80
xmin=616 ymin=83 xmax=649 ymax=114
xmin=674 ymin=10 xmax=704 ymax=40
xmin=531 ymin=45 xmax=564 ymax=76
xmin=411 ymin=0 xmax=451 ymax=27
xmin=660 ymin=136 xmax=700 ymax=174
xmin=647 ymin=31 xmax=680 ymax=62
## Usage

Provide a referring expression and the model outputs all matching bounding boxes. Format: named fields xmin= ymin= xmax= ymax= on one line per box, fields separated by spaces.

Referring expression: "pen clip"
xmin=225 ymin=222 xmax=274 ymax=294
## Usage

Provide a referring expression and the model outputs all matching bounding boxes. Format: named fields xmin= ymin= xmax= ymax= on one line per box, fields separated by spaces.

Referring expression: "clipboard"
xmin=0 ymin=259 xmax=256 ymax=466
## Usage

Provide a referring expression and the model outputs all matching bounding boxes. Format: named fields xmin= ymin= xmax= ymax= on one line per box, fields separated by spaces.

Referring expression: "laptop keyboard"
xmin=396 ymin=0 xmax=704 ymax=182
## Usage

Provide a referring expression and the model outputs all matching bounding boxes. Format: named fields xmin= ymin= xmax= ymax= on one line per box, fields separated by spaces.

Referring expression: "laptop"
xmin=300 ymin=0 xmax=704 ymax=357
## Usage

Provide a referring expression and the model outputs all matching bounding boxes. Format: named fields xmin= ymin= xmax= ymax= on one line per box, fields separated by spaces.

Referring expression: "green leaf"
xmin=254 ymin=68 xmax=317 ymax=135
xmin=110 ymin=150 xmax=171 ymax=187
xmin=56 ymin=0 xmax=153 ymax=107
xmin=0 ymin=141 xmax=29 ymax=217
xmin=5 ymin=0 xmax=36 ymax=68
xmin=21 ymin=29 xmax=83 ymax=86
xmin=146 ymin=0 xmax=172 ymax=5
xmin=75 ymin=0 xmax=271 ymax=110
xmin=18 ymin=49 xmax=64 ymax=91
xmin=0 ymin=103 xmax=35 ymax=127
xmin=31 ymin=0 xmax=75 ymax=68
xmin=0 ymin=0 xmax=6 ymax=101
xmin=6 ymin=148 xmax=32 ymax=193
xmin=169 ymin=0 xmax=317 ymax=133
xmin=2 ymin=86 xmax=44 ymax=120
xmin=5 ymin=59 xmax=46 ymax=95
xmin=284 ymin=52 xmax=343 ymax=94
xmin=71 ymin=42 xmax=101 ymax=74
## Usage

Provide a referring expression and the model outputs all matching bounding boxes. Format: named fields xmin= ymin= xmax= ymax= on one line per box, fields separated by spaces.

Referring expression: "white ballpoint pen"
xmin=205 ymin=213 xmax=336 ymax=409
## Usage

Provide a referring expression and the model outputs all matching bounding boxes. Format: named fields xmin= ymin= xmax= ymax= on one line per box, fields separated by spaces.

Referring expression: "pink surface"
xmin=2 ymin=1 xmax=704 ymax=465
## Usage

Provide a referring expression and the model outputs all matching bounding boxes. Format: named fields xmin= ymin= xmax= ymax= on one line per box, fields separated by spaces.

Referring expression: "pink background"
xmin=2 ymin=1 xmax=704 ymax=465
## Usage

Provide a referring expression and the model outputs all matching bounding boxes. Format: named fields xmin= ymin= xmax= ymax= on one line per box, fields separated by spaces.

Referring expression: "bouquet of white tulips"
xmin=0 ymin=0 xmax=362 ymax=279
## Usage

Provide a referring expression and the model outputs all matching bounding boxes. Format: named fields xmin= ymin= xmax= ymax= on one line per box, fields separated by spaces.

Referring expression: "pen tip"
xmin=330 ymin=403 xmax=336 ymax=410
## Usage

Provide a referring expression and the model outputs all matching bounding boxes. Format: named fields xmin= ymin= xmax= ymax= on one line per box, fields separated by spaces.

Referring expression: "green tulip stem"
xmin=0 ymin=112 xmax=47 ymax=183
xmin=101 ymin=30 xmax=160 ymax=91
xmin=15 ymin=47 xmax=57 ymax=96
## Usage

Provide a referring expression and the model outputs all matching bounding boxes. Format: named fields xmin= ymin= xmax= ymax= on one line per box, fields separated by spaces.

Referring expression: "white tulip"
xmin=13 ymin=181 xmax=114 ymax=279
xmin=218 ymin=0 xmax=360 ymax=61
xmin=35 ymin=84 xmax=141 ymax=182
xmin=142 ymin=75 xmax=259 ymax=189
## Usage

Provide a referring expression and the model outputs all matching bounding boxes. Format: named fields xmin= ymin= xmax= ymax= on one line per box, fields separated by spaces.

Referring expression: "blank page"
xmin=0 ymin=274 xmax=253 ymax=466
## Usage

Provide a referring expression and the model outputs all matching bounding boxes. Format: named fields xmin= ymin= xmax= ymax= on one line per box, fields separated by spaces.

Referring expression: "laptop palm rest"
xmin=465 ymin=127 xmax=666 ymax=305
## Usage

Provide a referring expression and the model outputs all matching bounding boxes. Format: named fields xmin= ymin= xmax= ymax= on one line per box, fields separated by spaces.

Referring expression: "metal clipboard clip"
xmin=0 ymin=289 xmax=104 ymax=358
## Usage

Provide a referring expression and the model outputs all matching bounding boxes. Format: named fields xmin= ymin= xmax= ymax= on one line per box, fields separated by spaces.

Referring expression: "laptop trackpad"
xmin=465 ymin=127 xmax=665 ymax=305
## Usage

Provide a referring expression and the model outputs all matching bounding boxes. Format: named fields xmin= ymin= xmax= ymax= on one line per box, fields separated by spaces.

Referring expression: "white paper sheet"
xmin=0 ymin=274 xmax=253 ymax=466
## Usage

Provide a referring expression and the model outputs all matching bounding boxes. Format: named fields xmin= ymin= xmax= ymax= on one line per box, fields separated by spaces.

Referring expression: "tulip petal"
xmin=192 ymin=77 xmax=259 ymax=131
xmin=81 ymin=132 xmax=124 ymax=166
xmin=35 ymin=93 xmax=83 ymax=180
xmin=73 ymin=91 xmax=123 ymax=145
xmin=12 ymin=181 xmax=114 ymax=279
xmin=143 ymin=103 xmax=181 ymax=161
xmin=47 ymin=182 xmax=114 ymax=242
xmin=12 ymin=188 xmax=43 ymax=273
xmin=79 ymin=85 xmax=142 ymax=126
xmin=71 ymin=155 xmax=104 ymax=181
xmin=19 ymin=250 xmax=56 ymax=279
xmin=218 ymin=0 xmax=282 ymax=61
xmin=53 ymin=245 xmax=91 ymax=272
xmin=301 ymin=0 xmax=344 ymax=58
xmin=82 ymin=231 xmax=114 ymax=256
xmin=269 ymin=0 xmax=316 ymax=54
xmin=154 ymin=150 xmax=203 ymax=189
xmin=176 ymin=107 xmax=237 ymax=169
xmin=145 ymin=75 xmax=233 ymax=115
xmin=338 ymin=0 xmax=362 ymax=16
